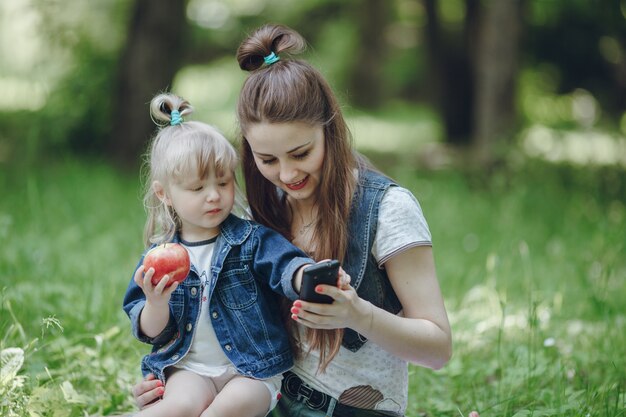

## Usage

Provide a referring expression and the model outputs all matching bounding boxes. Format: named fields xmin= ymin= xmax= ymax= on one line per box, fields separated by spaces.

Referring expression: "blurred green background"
xmin=1 ymin=1 xmax=625 ymax=416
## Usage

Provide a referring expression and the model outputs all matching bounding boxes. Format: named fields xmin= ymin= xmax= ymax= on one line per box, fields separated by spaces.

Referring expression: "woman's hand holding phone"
xmin=291 ymin=261 xmax=362 ymax=330
xmin=299 ymin=260 xmax=341 ymax=304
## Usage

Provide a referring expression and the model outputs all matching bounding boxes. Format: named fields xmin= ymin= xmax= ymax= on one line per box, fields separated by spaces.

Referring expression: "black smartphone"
xmin=300 ymin=260 xmax=340 ymax=304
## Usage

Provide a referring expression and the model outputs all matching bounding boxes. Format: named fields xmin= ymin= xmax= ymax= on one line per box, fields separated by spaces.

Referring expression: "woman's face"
xmin=245 ymin=121 xmax=325 ymax=205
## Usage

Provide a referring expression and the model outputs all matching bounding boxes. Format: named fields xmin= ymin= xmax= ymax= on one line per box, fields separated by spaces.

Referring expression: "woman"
xmin=132 ymin=24 xmax=476 ymax=417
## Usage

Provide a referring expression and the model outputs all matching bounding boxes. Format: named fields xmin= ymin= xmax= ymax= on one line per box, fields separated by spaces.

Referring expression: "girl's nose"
xmin=205 ymin=187 xmax=220 ymax=202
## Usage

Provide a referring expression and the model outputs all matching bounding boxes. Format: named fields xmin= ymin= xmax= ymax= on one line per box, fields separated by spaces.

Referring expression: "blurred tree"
xmin=472 ymin=0 xmax=524 ymax=165
xmin=424 ymin=0 xmax=479 ymax=146
xmin=108 ymin=0 xmax=187 ymax=168
xmin=525 ymin=0 xmax=626 ymax=118
xmin=348 ymin=0 xmax=392 ymax=108
xmin=423 ymin=0 xmax=524 ymax=166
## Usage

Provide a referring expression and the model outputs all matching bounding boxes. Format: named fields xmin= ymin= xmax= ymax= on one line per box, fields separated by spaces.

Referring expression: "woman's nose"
xmin=279 ymin=162 xmax=298 ymax=184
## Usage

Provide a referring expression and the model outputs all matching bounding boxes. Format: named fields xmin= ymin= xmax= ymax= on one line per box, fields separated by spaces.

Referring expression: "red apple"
xmin=143 ymin=243 xmax=190 ymax=287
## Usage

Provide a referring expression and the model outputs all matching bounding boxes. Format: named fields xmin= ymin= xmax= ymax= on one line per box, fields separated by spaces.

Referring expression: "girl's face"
xmin=245 ymin=122 xmax=325 ymax=205
xmin=154 ymin=169 xmax=235 ymax=242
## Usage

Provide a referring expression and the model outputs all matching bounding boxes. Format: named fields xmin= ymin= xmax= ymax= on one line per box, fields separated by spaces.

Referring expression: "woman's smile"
xmin=285 ymin=176 xmax=309 ymax=191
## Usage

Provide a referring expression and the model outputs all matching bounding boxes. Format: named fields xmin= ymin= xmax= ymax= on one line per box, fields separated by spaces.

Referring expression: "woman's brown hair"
xmin=236 ymin=24 xmax=358 ymax=372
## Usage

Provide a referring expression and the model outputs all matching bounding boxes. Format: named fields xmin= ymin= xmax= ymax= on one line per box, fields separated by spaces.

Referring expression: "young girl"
xmin=122 ymin=93 xmax=334 ymax=417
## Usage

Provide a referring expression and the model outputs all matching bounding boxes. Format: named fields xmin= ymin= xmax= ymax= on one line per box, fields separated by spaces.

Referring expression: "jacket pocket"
xmin=216 ymin=265 xmax=258 ymax=309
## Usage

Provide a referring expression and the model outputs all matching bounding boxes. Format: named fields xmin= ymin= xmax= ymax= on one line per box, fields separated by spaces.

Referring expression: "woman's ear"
xmin=152 ymin=181 xmax=171 ymax=206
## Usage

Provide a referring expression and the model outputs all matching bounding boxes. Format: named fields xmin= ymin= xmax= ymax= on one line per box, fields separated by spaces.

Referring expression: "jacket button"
xmin=190 ymin=287 xmax=197 ymax=296
xmin=224 ymin=344 xmax=232 ymax=351
xmin=212 ymin=312 xmax=218 ymax=319
xmin=171 ymin=354 xmax=179 ymax=360
xmin=186 ymin=323 xmax=193 ymax=332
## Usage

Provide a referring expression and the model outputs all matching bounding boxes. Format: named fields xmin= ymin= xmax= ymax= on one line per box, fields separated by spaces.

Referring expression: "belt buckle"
xmin=304 ymin=388 xmax=327 ymax=411
xmin=297 ymin=380 xmax=328 ymax=410
xmin=284 ymin=372 xmax=329 ymax=411
xmin=296 ymin=383 xmax=313 ymax=402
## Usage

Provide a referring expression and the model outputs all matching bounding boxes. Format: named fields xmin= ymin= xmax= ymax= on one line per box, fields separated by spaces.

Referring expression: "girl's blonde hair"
xmin=142 ymin=92 xmax=241 ymax=246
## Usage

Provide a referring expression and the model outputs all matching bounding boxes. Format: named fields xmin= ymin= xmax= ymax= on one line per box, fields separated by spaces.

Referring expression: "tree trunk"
xmin=424 ymin=0 xmax=479 ymax=146
xmin=349 ymin=0 xmax=390 ymax=108
xmin=472 ymin=0 xmax=524 ymax=165
xmin=423 ymin=0 xmax=442 ymax=105
xmin=108 ymin=0 xmax=187 ymax=168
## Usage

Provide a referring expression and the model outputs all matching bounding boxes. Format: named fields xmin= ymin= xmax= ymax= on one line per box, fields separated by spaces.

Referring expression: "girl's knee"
xmin=159 ymin=395 xmax=210 ymax=417
xmin=202 ymin=381 xmax=271 ymax=417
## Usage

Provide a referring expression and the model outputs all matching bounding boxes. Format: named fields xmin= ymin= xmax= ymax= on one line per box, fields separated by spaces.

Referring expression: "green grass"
xmin=394 ymin=164 xmax=626 ymax=417
xmin=1 ymin=155 xmax=625 ymax=416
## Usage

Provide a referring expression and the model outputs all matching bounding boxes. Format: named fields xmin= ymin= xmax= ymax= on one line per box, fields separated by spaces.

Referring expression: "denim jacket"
xmin=281 ymin=169 xmax=402 ymax=352
xmin=123 ymin=214 xmax=313 ymax=382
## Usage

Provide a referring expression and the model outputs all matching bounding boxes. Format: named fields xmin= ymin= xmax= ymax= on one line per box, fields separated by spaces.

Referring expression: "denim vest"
xmin=341 ymin=169 xmax=402 ymax=352
xmin=278 ymin=169 xmax=403 ymax=352
xmin=122 ymin=214 xmax=313 ymax=382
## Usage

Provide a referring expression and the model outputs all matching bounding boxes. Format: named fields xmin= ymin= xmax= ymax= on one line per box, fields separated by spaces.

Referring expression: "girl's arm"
xmin=291 ymin=245 xmax=452 ymax=369
xmin=250 ymin=225 xmax=315 ymax=298
xmin=133 ymin=265 xmax=179 ymax=339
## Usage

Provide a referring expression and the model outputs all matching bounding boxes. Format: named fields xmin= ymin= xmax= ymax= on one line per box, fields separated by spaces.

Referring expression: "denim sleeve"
xmin=250 ymin=226 xmax=314 ymax=301
xmin=122 ymin=257 xmax=178 ymax=346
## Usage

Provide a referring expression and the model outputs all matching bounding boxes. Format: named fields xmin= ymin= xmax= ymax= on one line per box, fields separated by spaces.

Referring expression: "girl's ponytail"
xmin=149 ymin=93 xmax=194 ymax=127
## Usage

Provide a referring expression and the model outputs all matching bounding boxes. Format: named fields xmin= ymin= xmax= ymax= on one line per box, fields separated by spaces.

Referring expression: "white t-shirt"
xmin=175 ymin=238 xmax=232 ymax=377
xmin=294 ymin=186 xmax=432 ymax=413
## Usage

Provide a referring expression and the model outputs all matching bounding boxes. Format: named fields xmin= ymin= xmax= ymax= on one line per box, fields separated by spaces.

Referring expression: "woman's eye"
xmin=292 ymin=151 xmax=310 ymax=160
xmin=191 ymin=186 xmax=203 ymax=192
xmin=261 ymin=158 xmax=277 ymax=165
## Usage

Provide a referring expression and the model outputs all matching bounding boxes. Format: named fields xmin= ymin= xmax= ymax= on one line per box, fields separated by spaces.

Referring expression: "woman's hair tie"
xmin=263 ymin=51 xmax=280 ymax=66
xmin=170 ymin=109 xmax=183 ymax=126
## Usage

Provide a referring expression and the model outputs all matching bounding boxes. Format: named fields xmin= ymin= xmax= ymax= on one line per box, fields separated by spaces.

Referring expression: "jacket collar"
xmin=172 ymin=214 xmax=252 ymax=247
xmin=217 ymin=214 xmax=253 ymax=246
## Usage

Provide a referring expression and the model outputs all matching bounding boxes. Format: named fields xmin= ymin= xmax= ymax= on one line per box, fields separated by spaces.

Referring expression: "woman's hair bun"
xmin=236 ymin=24 xmax=306 ymax=72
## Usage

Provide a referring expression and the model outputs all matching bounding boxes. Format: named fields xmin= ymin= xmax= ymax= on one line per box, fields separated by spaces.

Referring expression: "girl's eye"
xmin=191 ymin=186 xmax=203 ymax=192
xmin=261 ymin=158 xmax=277 ymax=165
xmin=292 ymin=150 xmax=310 ymax=160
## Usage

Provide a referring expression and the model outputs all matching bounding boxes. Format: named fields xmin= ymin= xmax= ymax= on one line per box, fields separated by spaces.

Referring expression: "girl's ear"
xmin=152 ymin=181 xmax=171 ymax=206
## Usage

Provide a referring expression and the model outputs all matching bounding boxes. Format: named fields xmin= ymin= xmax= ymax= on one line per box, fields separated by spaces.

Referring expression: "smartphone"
xmin=300 ymin=260 xmax=340 ymax=304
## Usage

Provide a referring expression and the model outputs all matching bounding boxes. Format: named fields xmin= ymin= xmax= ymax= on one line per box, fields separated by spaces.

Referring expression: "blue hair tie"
xmin=170 ymin=109 xmax=183 ymax=126
xmin=263 ymin=51 xmax=280 ymax=66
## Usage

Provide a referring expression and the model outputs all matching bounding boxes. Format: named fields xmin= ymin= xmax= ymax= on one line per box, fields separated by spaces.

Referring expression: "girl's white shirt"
xmin=175 ymin=241 xmax=232 ymax=377
xmin=294 ymin=186 xmax=432 ymax=413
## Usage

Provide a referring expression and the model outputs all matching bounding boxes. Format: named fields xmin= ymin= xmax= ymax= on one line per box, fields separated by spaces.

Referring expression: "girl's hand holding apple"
xmin=134 ymin=243 xmax=190 ymax=307
xmin=142 ymin=243 xmax=190 ymax=287
xmin=133 ymin=264 xmax=179 ymax=307
xmin=133 ymin=264 xmax=179 ymax=339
